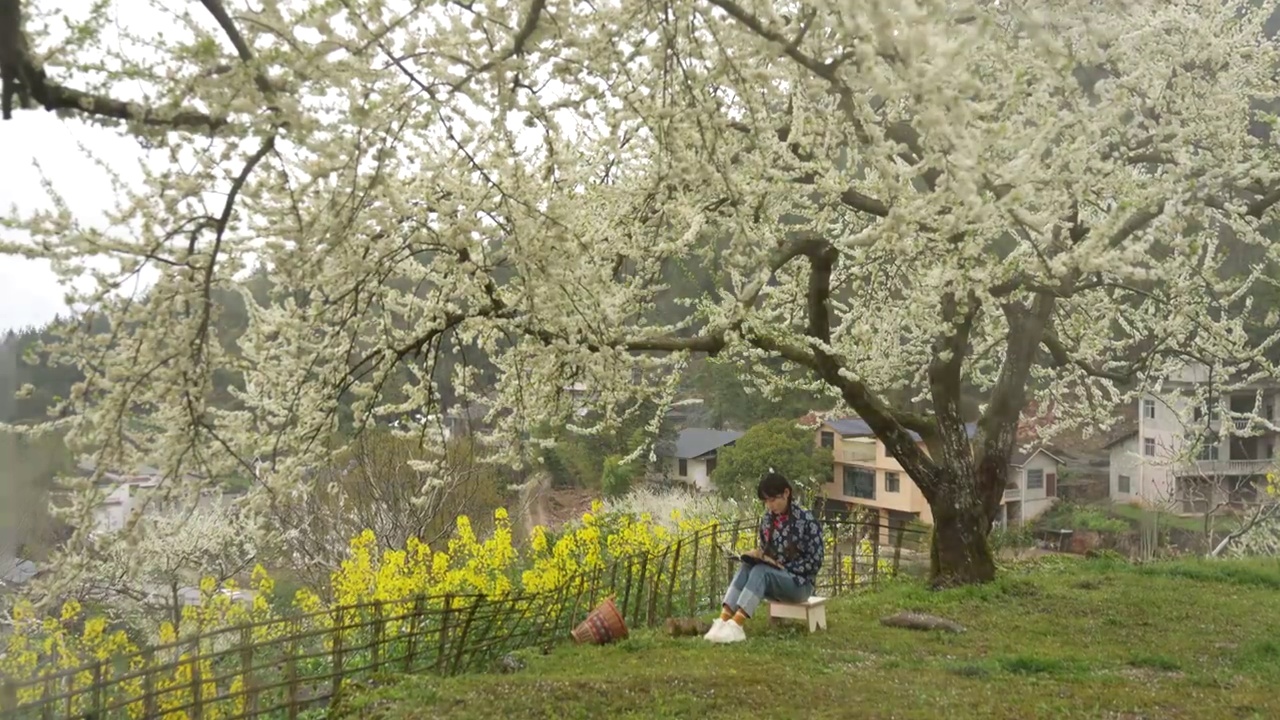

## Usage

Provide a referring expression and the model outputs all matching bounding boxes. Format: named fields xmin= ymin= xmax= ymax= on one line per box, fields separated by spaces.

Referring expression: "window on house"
xmin=1196 ymin=443 xmax=1219 ymax=461
xmin=678 ymin=459 xmax=688 ymax=477
xmin=820 ymin=431 xmax=834 ymax=449
xmin=1143 ymin=398 xmax=1156 ymax=420
xmin=1118 ymin=475 xmax=1131 ymax=493
xmin=885 ymin=472 xmax=901 ymax=493
xmin=843 ymin=466 xmax=876 ymax=500
xmin=1143 ymin=437 xmax=1156 ymax=456
xmin=1026 ymin=469 xmax=1044 ymax=490
xmin=1194 ymin=404 xmax=1220 ymax=422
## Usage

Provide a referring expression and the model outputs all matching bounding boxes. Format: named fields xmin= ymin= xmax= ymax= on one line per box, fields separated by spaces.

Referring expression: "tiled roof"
xmin=825 ymin=417 xmax=978 ymax=442
xmin=672 ymin=428 xmax=745 ymax=459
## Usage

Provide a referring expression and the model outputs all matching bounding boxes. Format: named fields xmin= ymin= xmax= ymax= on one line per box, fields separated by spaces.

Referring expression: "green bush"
xmin=545 ymin=438 xmax=603 ymax=489
xmin=601 ymin=454 xmax=638 ymax=499
xmin=1037 ymin=503 xmax=1129 ymax=534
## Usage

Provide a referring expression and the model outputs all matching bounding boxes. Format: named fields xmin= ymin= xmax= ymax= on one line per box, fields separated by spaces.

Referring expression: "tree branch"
xmin=0 ymin=0 xmax=232 ymax=128
xmin=925 ymin=291 xmax=980 ymax=465
xmin=726 ymin=121 xmax=892 ymax=218
xmin=1041 ymin=326 xmax=1142 ymax=383
xmin=973 ymin=294 xmax=1056 ymax=517
xmin=706 ymin=0 xmax=935 ymax=186
xmin=750 ymin=236 xmax=938 ymax=484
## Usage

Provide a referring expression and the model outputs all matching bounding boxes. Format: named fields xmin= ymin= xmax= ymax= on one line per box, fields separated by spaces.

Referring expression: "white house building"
xmin=664 ymin=428 xmax=744 ymax=492
xmin=999 ymin=448 xmax=1064 ymax=527
xmin=1108 ymin=365 xmax=1278 ymax=512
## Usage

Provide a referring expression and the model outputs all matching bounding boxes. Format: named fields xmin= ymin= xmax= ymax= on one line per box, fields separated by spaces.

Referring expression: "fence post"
xmin=665 ymin=537 xmax=683 ymax=619
xmin=449 ymin=597 xmax=483 ymax=676
xmin=711 ymin=523 xmax=722 ymax=609
xmin=2 ymin=679 xmax=16 ymax=714
xmin=435 ymin=595 xmax=453 ymax=675
xmin=849 ymin=525 xmax=860 ymax=587
xmin=142 ymin=649 xmax=157 ymax=720
xmin=834 ymin=523 xmax=844 ymax=595
xmin=871 ymin=524 xmax=882 ymax=585
xmin=646 ymin=546 xmax=665 ymax=626
xmin=687 ymin=528 xmax=700 ymax=612
xmin=92 ymin=660 xmax=105 ymax=717
xmin=892 ymin=524 xmax=906 ymax=576
xmin=618 ymin=558 xmax=633 ymax=621
xmin=372 ymin=602 xmax=385 ymax=674
xmin=405 ymin=596 xmax=425 ymax=672
xmin=239 ymin=625 xmax=258 ymax=717
xmin=606 ymin=560 xmax=619 ymax=608
xmin=191 ymin=640 xmax=204 ymax=720
xmin=286 ymin=625 xmax=300 ymax=720
xmin=547 ymin=582 xmax=569 ymax=638
xmin=331 ymin=605 xmax=346 ymax=701
xmin=41 ymin=675 xmax=52 ymax=720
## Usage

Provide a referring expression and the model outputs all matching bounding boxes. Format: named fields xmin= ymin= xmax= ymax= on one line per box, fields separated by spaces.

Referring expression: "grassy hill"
xmin=336 ymin=557 xmax=1280 ymax=719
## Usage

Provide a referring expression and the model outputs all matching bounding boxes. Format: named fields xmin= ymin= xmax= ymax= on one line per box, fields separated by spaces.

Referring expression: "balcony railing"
xmin=1205 ymin=416 xmax=1278 ymax=434
xmin=1179 ymin=459 xmax=1273 ymax=476
xmin=842 ymin=449 xmax=877 ymax=463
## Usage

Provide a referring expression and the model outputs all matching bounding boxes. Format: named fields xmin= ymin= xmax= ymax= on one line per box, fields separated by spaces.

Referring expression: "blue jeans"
xmin=721 ymin=560 xmax=812 ymax=617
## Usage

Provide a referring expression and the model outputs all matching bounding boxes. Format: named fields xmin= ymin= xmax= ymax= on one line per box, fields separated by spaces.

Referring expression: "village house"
xmin=813 ymin=417 xmax=1061 ymax=534
xmin=1108 ymin=364 xmax=1279 ymax=513
xmin=661 ymin=428 xmax=744 ymax=492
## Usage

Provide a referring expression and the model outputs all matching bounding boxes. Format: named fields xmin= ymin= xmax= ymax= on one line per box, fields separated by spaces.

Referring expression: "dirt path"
xmin=518 ymin=471 xmax=551 ymax=538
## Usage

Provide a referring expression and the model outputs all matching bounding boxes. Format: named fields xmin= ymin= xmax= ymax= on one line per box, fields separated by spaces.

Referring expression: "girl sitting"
xmin=705 ymin=470 xmax=824 ymax=643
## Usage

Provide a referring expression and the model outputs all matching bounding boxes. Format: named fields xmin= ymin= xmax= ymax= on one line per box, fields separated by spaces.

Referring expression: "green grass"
xmin=1103 ymin=502 xmax=1236 ymax=533
xmin=336 ymin=557 xmax=1280 ymax=719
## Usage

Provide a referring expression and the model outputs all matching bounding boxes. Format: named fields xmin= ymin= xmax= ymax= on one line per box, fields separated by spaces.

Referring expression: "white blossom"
xmin=4 ymin=0 xmax=1280 ymax=583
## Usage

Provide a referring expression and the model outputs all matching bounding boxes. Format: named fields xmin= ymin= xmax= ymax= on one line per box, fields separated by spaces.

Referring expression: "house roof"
xmin=673 ymin=428 xmax=744 ymax=459
xmin=1103 ymin=428 xmax=1138 ymax=449
xmin=0 ymin=557 xmax=37 ymax=586
xmin=1009 ymin=447 xmax=1066 ymax=467
xmin=825 ymin=417 xmax=979 ymax=442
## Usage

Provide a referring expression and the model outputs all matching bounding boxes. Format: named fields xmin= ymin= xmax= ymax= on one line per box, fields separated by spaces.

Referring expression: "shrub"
xmin=601 ymin=454 xmax=638 ymax=499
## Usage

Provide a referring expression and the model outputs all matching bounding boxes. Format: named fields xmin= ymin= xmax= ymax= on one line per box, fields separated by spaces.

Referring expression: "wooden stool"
xmin=768 ymin=596 xmax=828 ymax=632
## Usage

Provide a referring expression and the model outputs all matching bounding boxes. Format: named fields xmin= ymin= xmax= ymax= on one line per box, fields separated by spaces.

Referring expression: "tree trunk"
xmin=929 ymin=501 xmax=997 ymax=587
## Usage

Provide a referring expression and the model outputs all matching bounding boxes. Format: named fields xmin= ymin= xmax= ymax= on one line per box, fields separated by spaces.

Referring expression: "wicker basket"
xmin=571 ymin=597 xmax=629 ymax=645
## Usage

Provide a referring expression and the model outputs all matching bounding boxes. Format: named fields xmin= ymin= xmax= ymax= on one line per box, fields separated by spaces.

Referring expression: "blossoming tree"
xmin=4 ymin=0 xmax=1280 ymax=587
xmin=68 ymin=501 xmax=257 ymax=631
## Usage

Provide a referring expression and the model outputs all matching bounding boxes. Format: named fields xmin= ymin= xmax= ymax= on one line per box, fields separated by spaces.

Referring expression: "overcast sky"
xmin=0 ymin=82 xmax=148 ymax=334
xmin=0 ymin=0 xmax=157 ymax=334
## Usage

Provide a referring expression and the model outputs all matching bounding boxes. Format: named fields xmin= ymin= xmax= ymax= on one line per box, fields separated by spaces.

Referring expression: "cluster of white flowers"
xmin=599 ymin=486 xmax=745 ymax=529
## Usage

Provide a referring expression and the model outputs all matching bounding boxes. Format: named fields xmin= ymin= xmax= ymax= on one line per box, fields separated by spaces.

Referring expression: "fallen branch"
xmin=879 ymin=611 xmax=966 ymax=633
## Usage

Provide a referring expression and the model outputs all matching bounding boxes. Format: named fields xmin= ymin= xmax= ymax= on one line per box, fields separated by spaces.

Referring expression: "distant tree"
xmin=0 ymin=429 xmax=72 ymax=561
xmin=712 ymin=419 xmax=832 ymax=503
xmin=64 ymin=501 xmax=258 ymax=633
xmin=601 ymin=454 xmax=640 ymax=499
xmin=267 ymin=430 xmax=512 ymax=595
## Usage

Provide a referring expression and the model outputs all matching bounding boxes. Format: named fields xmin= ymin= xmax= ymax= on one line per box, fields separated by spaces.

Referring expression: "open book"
xmin=719 ymin=544 xmax=769 ymax=566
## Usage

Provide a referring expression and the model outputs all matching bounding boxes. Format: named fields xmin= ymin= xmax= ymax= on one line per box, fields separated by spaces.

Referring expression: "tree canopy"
xmin=4 ymin=0 xmax=1280 ymax=587
xmin=711 ymin=418 xmax=832 ymax=502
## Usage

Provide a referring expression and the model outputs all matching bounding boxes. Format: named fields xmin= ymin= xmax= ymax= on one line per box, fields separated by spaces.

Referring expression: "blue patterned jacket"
xmin=758 ymin=504 xmax=824 ymax=585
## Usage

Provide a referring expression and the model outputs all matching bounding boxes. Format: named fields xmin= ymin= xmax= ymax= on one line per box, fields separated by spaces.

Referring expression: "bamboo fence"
xmin=0 ymin=517 xmax=923 ymax=719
